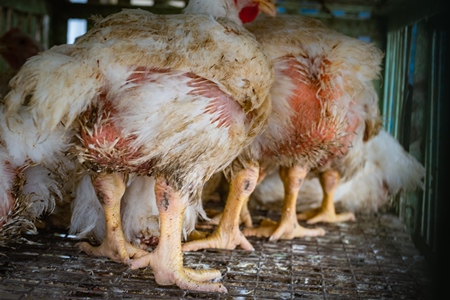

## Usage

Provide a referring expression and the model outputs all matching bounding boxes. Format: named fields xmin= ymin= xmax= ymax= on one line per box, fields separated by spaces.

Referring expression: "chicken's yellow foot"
xmin=130 ymin=176 xmax=226 ymax=293
xmin=78 ymin=173 xmax=148 ymax=263
xmin=297 ymin=208 xmax=356 ymax=224
xmin=183 ymin=222 xmax=254 ymax=251
xmin=78 ymin=239 xmax=148 ymax=263
xmin=297 ymin=169 xmax=356 ymax=224
xmin=243 ymin=166 xmax=325 ymax=241
xmin=243 ymin=216 xmax=325 ymax=240
xmin=183 ymin=164 xmax=259 ymax=251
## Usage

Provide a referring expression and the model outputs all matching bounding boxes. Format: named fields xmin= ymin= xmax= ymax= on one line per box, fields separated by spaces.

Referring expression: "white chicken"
xmin=0 ymin=108 xmax=74 ymax=245
xmin=1 ymin=1 xmax=275 ymax=292
xmin=0 ymin=28 xmax=71 ymax=245
xmin=183 ymin=14 xmax=384 ymax=252
xmin=0 ymin=160 xmax=70 ymax=246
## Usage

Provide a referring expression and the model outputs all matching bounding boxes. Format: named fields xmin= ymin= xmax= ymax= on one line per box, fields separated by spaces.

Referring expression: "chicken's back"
xmin=3 ymin=9 xmax=273 ymax=196
xmin=245 ymin=14 xmax=383 ymax=169
xmin=74 ymin=9 xmax=273 ymax=119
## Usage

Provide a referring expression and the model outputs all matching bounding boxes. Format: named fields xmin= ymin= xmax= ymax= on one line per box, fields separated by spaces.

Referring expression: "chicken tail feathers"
xmin=335 ymin=129 xmax=425 ymax=213
xmin=0 ymin=148 xmax=64 ymax=245
xmin=4 ymin=45 xmax=100 ymax=134
xmin=69 ymin=174 xmax=105 ymax=242
xmin=365 ymin=130 xmax=425 ymax=194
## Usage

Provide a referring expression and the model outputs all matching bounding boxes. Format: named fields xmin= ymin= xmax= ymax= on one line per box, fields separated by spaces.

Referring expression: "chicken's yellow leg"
xmin=78 ymin=173 xmax=148 ymax=263
xmin=182 ymin=163 xmax=259 ymax=251
xmin=240 ymin=167 xmax=269 ymax=229
xmin=201 ymin=168 xmax=265 ymax=229
xmin=239 ymin=196 xmax=253 ymax=228
xmin=244 ymin=166 xmax=325 ymax=240
xmin=297 ymin=169 xmax=356 ymax=224
xmin=130 ymin=176 xmax=226 ymax=292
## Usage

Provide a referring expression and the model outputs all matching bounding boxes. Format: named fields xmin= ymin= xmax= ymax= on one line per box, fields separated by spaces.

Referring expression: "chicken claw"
xmin=130 ymin=176 xmax=227 ymax=293
xmin=297 ymin=169 xmax=356 ymax=224
xmin=131 ymin=245 xmax=225 ymax=291
xmin=78 ymin=173 xmax=148 ymax=263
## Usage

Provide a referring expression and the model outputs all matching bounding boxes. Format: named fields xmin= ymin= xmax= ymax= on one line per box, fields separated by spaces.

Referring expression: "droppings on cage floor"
xmin=0 ymin=210 xmax=432 ymax=299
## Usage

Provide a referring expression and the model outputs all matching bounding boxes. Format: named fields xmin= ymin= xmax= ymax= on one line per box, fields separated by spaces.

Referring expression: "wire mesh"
xmin=0 ymin=207 xmax=432 ymax=300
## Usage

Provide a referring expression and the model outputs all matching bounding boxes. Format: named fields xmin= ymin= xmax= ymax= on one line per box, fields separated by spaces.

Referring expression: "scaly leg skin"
xmin=243 ymin=166 xmax=325 ymax=241
xmin=239 ymin=196 xmax=253 ymax=228
xmin=130 ymin=176 xmax=227 ymax=293
xmin=199 ymin=167 xmax=268 ymax=229
xmin=78 ymin=173 xmax=148 ymax=263
xmin=240 ymin=167 xmax=268 ymax=229
xmin=182 ymin=164 xmax=260 ymax=251
xmin=297 ymin=169 xmax=356 ymax=224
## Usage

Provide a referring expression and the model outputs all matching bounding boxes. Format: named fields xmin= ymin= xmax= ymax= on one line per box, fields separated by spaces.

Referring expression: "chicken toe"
xmin=130 ymin=246 xmax=226 ymax=292
xmin=78 ymin=238 xmax=148 ymax=263
xmin=183 ymin=223 xmax=254 ymax=251
xmin=297 ymin=208 xmax=356 ymax=224
xmin=243 ymin=166 xmax=325 ymax=241
xmin=243 ymin=215 xmax=325 ymax=240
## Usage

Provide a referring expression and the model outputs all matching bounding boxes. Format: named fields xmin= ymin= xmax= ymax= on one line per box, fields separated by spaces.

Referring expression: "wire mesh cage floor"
xmin=0 ymin=207 xmax=433 ymax=300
